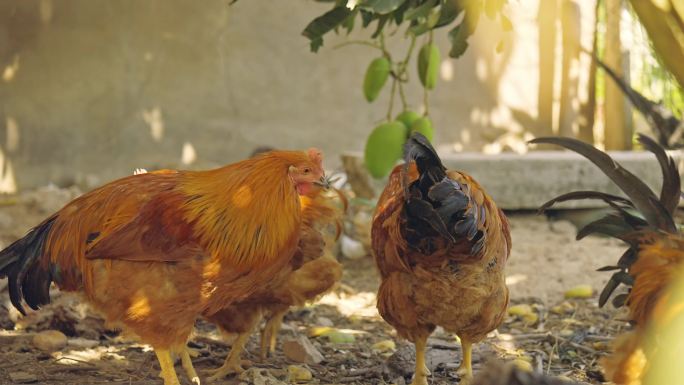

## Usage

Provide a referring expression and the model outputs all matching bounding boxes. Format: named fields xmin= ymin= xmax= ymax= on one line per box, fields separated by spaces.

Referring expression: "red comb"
xmin=307 ymin=148 xmax=323 ymax=166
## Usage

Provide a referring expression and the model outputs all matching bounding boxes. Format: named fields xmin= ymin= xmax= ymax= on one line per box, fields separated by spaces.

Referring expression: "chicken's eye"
xmin=303 ymin=168 xmax=311 ymax=174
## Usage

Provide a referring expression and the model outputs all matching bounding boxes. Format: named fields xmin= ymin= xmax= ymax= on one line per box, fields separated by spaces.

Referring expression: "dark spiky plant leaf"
xmin=359 ymin=0 xmax=407 ymax=15
xmin=302 ymin=6 xmax=353 ymax=52
xmin=598 ymin=264 xmax=636 ymax=307
xmin=612 ymin=293 xmax=629 ymax=308
xmin=637 ymin=134 xmax=681 ymax=215
xmin=530 ymin=137 xmax=677 ymax=233
xmin=538 ymin=190 xmax=634 ymax=213
xmin=617 ymin=247 xmax=638 ymax=269
xmin=597 ymin=265 xmax=621 ymax=271
xmin=576 ymin=215 xmax=636 ymax=241
xmin=599 ymin=274 xmax=621 ymax=307
xmin=613 ymin=271 xmax=635 ymax=285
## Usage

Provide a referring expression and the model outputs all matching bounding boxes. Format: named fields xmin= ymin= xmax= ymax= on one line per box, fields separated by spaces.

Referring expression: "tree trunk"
xmin=577 ymin=0 xmax=600 ymax=143
xmin=603 ymin=0 xmax=630 ymax=150
xmin=628 ymin=0 xmax=684 ymax=89
xmin=558 ymin=0 xmax=581 ymax=138
xmin=537 ymin=0 xmax=558 ymax=137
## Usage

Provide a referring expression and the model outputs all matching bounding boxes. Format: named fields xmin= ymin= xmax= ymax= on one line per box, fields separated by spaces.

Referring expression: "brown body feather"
xmin=202 ymin=188 xmax=344 ymax=375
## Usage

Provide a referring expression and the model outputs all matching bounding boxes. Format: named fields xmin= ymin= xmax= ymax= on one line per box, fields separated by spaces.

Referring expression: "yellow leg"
xmin=155 ymin=349 xmax=181 ymax=385
xmin=206 ymin=332 xmax=250 ymax=380
xmin=456 ymin=338 xmax=473 ymax=383
xmin=410 ymin=336 xmax=430 ymax=385
xmin=260 ymin=310 xmax=286 ymax=360
xmin=181 ymin=348 xmax=201 ymax=385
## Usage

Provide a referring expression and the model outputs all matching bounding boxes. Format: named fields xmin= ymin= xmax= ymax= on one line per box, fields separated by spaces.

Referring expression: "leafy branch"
xmin=302 ymin=0 xmax=510 ymax=178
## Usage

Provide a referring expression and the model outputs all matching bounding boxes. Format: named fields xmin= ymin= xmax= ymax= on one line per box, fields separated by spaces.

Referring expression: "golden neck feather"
xmin=180 ymin=155 xmax=302 ymax=268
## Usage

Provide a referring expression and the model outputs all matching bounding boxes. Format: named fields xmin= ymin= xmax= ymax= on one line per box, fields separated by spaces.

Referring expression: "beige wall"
xmin=0 ymin=0 xmax=595 ymax=191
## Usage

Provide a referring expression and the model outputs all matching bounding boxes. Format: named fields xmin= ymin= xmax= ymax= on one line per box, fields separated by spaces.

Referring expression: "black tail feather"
xmin=404 ymin=132 xmax=447 ymax=193
xmin=403 ymin=132 xmax=483 ymax=254
xmin=0 ymin=217 xmax=56 ymax=315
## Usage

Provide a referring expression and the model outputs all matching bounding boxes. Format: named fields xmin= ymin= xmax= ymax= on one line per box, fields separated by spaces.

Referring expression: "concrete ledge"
xmin=342 ymin=150 xmax=684 ymax=210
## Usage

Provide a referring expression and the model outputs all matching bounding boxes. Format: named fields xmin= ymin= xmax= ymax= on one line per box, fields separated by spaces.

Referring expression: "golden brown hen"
xmin=372 ymin=133 xmax=511 ymax=385
xmin=202 ymin=187 xmax=345 ymax=380
xmin=534 ymin=134 xmax=684 ymax=385
xmin=0 ymin=149 xmax=328 ymax=385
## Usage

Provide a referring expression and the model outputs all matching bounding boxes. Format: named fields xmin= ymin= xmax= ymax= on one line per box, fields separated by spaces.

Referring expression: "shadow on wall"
xmin=435 ymin=13 xmax=517 ymax=154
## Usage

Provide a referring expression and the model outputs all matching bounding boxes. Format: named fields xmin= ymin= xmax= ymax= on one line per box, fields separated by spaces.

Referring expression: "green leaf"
xmin=361 ymin=9 xmax=376 ymax=27
xmin=404 ymin=0 xmax=438 ymax=21
xmin=447 ymin=1 xmax=481 ymax=58
xmin=393 ymin=0 xmax=411 ymax=24
xmin=343 ymin=9 xmax=358 ymax=34
xmin=484 ymin=0 xmax=505 ymax=19
xmin=409 ymin=19 xmax=431 ymax=36
xmin=371 ymin=14 xmax=391 ymax=38
xmin=302 ymin=6 xmax=353 ymax=52
xmin=435 ymin=0 xmax=462 ymax=28
xmin=500 ymin=13 xmax=513 ymax=31
xmin=359 ymin=0 xmax=407 ymax=15
xmin=448 ymin=24 xmax=469 ymax=58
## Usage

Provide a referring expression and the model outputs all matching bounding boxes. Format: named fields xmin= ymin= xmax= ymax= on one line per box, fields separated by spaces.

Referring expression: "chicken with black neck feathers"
xmin=372 ymin=133 xmax=511 ymax=385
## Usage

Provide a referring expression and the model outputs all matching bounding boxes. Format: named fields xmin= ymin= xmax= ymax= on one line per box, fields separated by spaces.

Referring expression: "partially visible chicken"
xmin=534 ymin=134 xmax=684 ymax=385
xmin=203 ymin=187 xmax=345 ymax=380
xmin=0 ymin=148 xmax=328 ymax=385
xmin=372 ymin=133 xmax=511 ymax=385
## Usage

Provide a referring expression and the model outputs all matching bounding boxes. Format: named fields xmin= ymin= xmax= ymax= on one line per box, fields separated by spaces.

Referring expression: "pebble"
xmin=67 ymin=338 xmax=99 ymax=349
xmin=316 ymin=317 xmax=334 ymax=327
xmin=282 ymin=335 xmax=324 ymax=364
xmin=372 ymin=339 xmax=396 ymax=353
xmin=340 ymin=235 xmax=366 ymax=259
xmin=8 ymin=371 xmax=37 ymax=383
xmin=287 ymin=365 xmax=313 ymax=382
xmin=32 ymin=330 xmax=67 ymax=352
xmin=564 ymin=284 xmax=594 ymax=299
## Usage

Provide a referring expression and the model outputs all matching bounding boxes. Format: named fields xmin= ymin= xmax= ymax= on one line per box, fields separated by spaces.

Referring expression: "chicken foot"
xmin=260 ymin=309 xmax=287 ymax=360
xmin=180 ymin=348 xmax=201 ymax=384
xmin=455 ymin=337 xmax=473 ymax=384
xmin=410 ymin=336 xmax=431 ymax=385
xmin=158 ymin=347 xmax=202 ymax=378
xmin=206 ymin=332 xmax=250 ymax=380
xmin=155 ymin=349 xmax=182 ymax=385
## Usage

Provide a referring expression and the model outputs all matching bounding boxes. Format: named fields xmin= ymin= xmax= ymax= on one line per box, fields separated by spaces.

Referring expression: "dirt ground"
xmin=0 ymin=186 xmax=630 ymax=385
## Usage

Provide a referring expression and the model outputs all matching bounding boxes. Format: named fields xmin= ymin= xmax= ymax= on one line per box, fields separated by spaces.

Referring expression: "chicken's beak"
xmin=314 ymin=175 xmax=331 ymax=190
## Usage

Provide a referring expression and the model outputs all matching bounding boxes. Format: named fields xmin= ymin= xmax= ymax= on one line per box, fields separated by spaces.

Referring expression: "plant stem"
xmin=398 ymin=81 xmax=408 ymax=111
xmin=388 ymin=79 xmax=397 ymax=121
xmin=378 ymin=32 xmax=392 ymax=59
xmin=423 ymin=31 xmax=433 ymax=116
xmin=396 ymin=34 xmax=416 ymax=111
xmin=332 ymin=40 xmax=383 ymax=51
